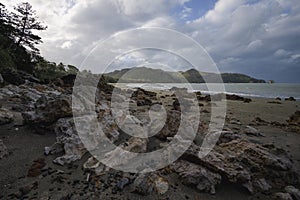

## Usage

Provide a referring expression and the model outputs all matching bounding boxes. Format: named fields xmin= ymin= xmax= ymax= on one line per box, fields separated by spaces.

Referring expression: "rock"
xmin=155 ymin=110 xmax=181 ymax=139
xmin=229 ymin=118 xmax=241 ymax=125
xmin=287 ymin=111 xmax=300 ymax=133
xmin=182 ymin=140 xmax=300 ymax=194
xmin=83 ymin=157 xmax=100 ymax=170
xmin=27 ymin=158 xmax=46 ymax=177
xmin=22 ymin=95 xmax=72 ymax=125
xmin=253 ymin=117 xmax=269 ymax=125
xmin=0 ymin=139 xmax=8 ymax=159
xmin=285 ymin=97 xmax=296 ymax=101
xmin=253 ymin=178 xmax=272 ymax=193
xmin=243 ymin=98 xmax=252 ymax=103
xmin=52 ymin=118 xmax=87 ymax=165
xmin=0 ymin=108 xmax=14 ymax=125
xmin=116 ymin=177 xmax=130 ymax=190
xmin=172 ymin=160 xmax=221 ymax=194
xmin=226 ymin=94 xmax=245 ymax=101
xmin=217 ymin=130 xmax=240 ymax=144
xmin=276 ymin=97 xmax=282 ymax=101
xmin=18 ymin=181 xmax=38 ymax=197
xmin=244 ymin=126 xmax=265 ymax=137
xmin=285 ymin=186 xmax=300 ymax=200
xmin=272 ymin=193 xmax=293 ymax=200
xmin=133 ymin=173 xmax=169 ymax=195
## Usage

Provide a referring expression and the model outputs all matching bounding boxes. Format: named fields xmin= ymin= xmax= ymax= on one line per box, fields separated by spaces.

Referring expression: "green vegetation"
xmin=105 ymin=67 xmax=266 ymax=83
xmin=0 ymin=2 xmax=78 ymax=81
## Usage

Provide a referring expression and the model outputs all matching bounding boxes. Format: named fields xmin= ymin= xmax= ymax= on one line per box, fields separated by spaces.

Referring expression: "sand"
xmin=0 ymin=96 xmax=299 ymax=199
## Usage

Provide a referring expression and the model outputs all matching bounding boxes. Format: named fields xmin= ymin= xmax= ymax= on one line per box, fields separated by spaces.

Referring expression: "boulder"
xmin=0 ymin=108 xmax=14 ymax=125
xmin=285 ymin=185 xmax=300 ymax=200
xmin=182 ymin=140 xmax=300 ymax=194
xmin=22 ymin=95 xmax=72 ymax=125
xmin=172 ymin=160 xmax=221 ymax=194
xmin=285 ymin=97 xmax=296 ymax=101
xmin=51 ymin=118 xmax=87 ymax=165
xmin=133 ymin=173 xmax=169 ymax=195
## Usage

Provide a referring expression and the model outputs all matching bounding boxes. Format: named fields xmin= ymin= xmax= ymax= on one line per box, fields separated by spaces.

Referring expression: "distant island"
xmin=105 ymin=67 xmax=266 ymax=83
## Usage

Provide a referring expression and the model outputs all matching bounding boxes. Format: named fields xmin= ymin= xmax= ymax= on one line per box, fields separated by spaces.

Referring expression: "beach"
xmin=0 ymin=80 xmax=299 ymax=200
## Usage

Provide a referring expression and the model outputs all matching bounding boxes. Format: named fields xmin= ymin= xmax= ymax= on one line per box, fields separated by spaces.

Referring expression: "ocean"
xmin=120 ymin=83 xmax=300 ymax=100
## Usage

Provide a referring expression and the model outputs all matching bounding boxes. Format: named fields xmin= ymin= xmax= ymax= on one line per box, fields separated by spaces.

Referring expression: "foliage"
xmin=11 ymin=2 xmax=47 ymax=53
xmin=105 ymin=67 xmax=266 ymax=83
xmin=34 ymin=57 xmax=78 ymax=81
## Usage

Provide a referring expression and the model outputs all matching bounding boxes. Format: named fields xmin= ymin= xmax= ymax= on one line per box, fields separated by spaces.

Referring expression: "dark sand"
xmin=0 ymin=98 xmax=299 ymax=199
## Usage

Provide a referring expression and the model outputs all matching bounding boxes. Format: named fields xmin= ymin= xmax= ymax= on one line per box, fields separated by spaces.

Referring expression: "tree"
xmin=11 ymin=2 xmax=47 ymax=53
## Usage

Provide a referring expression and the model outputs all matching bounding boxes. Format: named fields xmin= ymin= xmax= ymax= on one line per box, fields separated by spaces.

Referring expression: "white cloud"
xmin=2 ymin=0 xmax=300 ymax=82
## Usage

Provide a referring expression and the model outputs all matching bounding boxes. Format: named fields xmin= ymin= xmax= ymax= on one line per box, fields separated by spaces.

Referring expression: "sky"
xmin=3 ymin=0 xmax=300 ymax=82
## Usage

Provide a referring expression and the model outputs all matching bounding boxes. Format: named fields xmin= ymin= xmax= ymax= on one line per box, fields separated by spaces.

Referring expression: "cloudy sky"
xmin=3 ymin=0 xmax=300 ymax=82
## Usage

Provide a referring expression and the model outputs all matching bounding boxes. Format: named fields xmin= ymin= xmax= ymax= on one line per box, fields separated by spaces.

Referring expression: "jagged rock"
xmin=285 ymin=97 xmax=296 ymax=101
xmin=285 ymin=186 xmax=300 ymax=200
xmin=226 ymin=94 xmax=245 ymax=101
xmin=22 ymin=95 xmax=72 ymax=125
xmin=116 ymin=177 xmax=130 ymax=190
xmin=155 ymin=110 xmax=181 ymax=139
xmin=52 ymin=118 xmax=87 ymax=165
xmin=131 ymin=88 xmax=155 ymax=106
xmin=217 ymin=130 xmax=240 ymax=144
xmin=133 ymin=173 xmax=169 ymax=195
xmin=0 ymin=108 xmax=14 ymax=125
xmin=244 ymin=126 xmax=265 ymax=137
xmin=102 ymin=137 xmax=148 ymax=170
xmin=172 ymin=160 xmax=221 ymax=194
xmin=0 ymin=139 xmax=8 ymax=159
xmin=182 ymin=140 xmax=300 ymax=194
xmin=272 ymin=193 xmax=293 ymax=200
xmin=253 ymin=178 xmax=272 ymax=193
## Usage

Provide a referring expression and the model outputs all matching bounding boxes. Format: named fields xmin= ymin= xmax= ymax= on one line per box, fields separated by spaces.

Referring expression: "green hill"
xmin=105 ymin=67 xmax=266 ymax=83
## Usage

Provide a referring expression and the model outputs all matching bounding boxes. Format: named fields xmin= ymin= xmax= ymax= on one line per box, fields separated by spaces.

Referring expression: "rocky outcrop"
xmin=182 ymin=140 xmax=300 ymax=194
xmin=22 ymin=95 xmax=72 ymax=125
xmin=50 ymin=118 xmax=87 ymax=165
xmin=172 ymin=160 xmax=221 ymax=194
